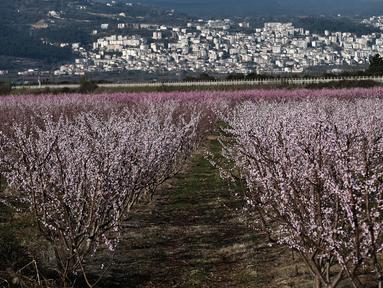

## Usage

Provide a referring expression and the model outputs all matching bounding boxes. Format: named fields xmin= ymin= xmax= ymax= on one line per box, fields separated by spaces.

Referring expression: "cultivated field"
xmin=0 ymin=88 xmax=382 ymax=288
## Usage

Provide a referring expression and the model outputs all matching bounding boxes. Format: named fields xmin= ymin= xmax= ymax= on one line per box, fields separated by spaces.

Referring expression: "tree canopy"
xmin=368 ymin=53 xmax=383 ymax=75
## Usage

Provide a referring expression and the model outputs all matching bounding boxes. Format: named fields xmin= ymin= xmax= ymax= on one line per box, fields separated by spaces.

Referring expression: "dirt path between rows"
xmin=93 ymin=139 xmax=312 ymax=288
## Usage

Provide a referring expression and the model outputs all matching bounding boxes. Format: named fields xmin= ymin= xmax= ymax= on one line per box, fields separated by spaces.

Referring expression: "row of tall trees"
xmin=0 ymin=102 xmax=202 ymax=287
xmin=218 ymin=99 xmax=383 ymax=288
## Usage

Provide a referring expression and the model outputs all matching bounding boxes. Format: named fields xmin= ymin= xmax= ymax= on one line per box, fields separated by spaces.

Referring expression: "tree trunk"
xmin=292 ymin=250 xmax=299 ymax=276
xmin=314 ymin=275 xmax=322 ymax=288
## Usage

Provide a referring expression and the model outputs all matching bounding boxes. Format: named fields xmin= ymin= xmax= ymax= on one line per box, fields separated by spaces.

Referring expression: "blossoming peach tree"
xmin=0 ymin=102 xmax=201 ymax=287
xmin=217 ymin=99 xmax=383 ymax=288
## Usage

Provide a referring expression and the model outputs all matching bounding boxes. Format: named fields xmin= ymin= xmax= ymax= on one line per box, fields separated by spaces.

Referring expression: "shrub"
xmin=0 ymin=81 xmax=12 ymax=96
xmin=79 ymin=78 xmax=98 ymax=93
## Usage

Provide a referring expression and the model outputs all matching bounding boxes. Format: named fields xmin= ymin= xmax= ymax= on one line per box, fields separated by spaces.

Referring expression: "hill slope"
xmin=0 ymin=0 xmax=176 ymax=71
xmin=128 ymin=0 xmax=383 ymax=17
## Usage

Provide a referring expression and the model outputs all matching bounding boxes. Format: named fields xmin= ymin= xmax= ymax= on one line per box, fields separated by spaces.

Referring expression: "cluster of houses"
xmin=54 ymin=19 xmax=383 ymax=76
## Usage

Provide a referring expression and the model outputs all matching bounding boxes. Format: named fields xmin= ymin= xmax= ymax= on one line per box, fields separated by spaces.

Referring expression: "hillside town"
xmin=50 ymin=19 xmax=383 ymax=76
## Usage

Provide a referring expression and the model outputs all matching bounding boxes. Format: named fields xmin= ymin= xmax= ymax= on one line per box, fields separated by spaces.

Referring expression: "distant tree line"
xmin=183 ymin=73 xmax=217 ymax=82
